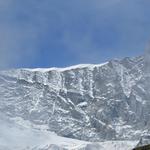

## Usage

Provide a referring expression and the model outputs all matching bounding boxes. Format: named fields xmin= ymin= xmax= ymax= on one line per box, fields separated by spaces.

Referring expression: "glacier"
xmin=0 ymin=113 xmax=137 ymax=150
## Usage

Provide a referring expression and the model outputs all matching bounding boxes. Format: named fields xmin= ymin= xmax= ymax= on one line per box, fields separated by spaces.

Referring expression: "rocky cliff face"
xmin=0 ymin=55 xmax=150 ymax=141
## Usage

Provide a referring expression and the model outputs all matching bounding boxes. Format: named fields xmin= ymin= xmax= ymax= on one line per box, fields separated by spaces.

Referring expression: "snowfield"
xmin=0 ymin=114 xmax=138 ymax=150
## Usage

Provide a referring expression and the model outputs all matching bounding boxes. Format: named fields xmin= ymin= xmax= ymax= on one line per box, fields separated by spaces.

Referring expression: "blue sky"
xmin=0 ymin=0 xmax=150 ymax=69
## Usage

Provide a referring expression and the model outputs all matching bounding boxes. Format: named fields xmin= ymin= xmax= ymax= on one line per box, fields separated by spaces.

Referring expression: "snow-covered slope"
xmin=135 ymin=135 xmax=150 ymax=148
xmin=0 ymin=113 xmax=137 ymax=150
xmin=0 ymin=54 xmax=149 ymax=148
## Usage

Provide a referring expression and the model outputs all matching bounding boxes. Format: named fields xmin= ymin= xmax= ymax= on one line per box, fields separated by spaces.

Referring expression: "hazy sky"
xmin=0 ymin=0 xmax=150 ymax=69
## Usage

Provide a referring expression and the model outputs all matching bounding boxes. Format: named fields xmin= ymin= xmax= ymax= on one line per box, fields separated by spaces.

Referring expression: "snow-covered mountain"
xmin=0 ymin=54 xmax=150 ymax=149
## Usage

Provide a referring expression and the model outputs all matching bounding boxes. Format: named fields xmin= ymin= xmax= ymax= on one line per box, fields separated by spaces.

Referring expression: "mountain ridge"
xmin=0 ymin=55 xmax=149 ymax=143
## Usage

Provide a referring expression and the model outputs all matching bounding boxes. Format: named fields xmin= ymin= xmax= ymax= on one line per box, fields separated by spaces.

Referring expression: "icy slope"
xmin=0 ymin=113 xmax=85 ymax=150
xmin=0 ymin=55 xmax=149 ymax=142
xmin=0 ymin=113 xmax=137 ymax=150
